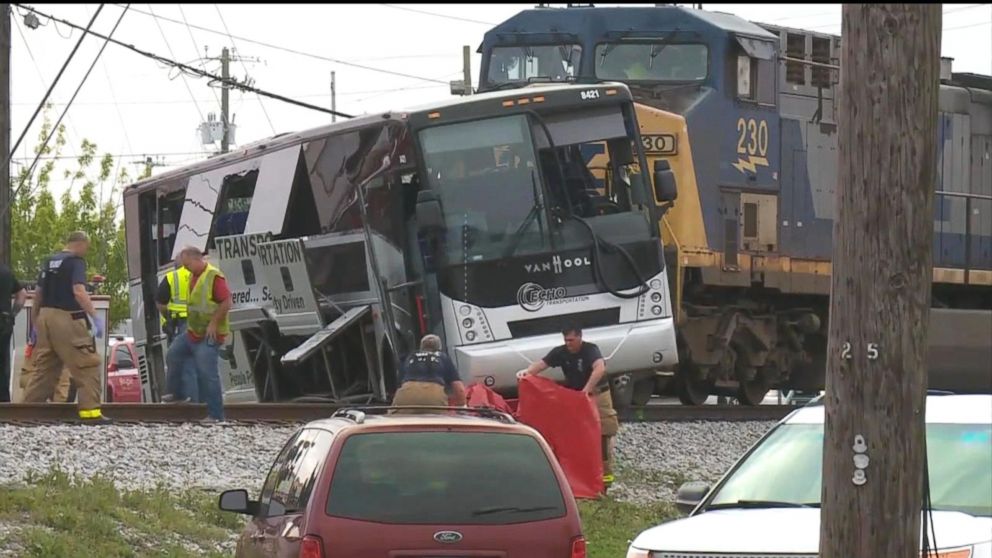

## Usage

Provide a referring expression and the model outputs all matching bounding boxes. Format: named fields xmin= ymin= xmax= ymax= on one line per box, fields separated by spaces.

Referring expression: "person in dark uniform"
xmin=392 ymin=334 xmax=466 ymax=413
xmin=516 ymin=324 xmax=619 ymax=488
xmin=0 ymin=264 xmax=27 ymax=402
xmin=22 ymin=231 xmax=107 ymax=423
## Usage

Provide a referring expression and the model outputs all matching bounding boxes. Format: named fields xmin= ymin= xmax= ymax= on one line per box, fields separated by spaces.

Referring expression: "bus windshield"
xmin=420 ymin=114 xmax=549 ymax=264
xmin=419 ymin=105 xmax=655 ymax=266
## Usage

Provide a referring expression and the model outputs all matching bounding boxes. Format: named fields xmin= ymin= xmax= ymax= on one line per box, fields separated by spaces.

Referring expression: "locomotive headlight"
xmin=459 ymin=305 xmax=472 ymax=316
xmin=650 ymin=279 xmax=662 ymax=290
xmin=462 ymin=318 xmax=474 ymax=329
xmin=652 ymin=305 xmax=663 ymax=316
xmin=651 ymin=292 xmax=662 ymax=303
xmin=466 ymin=331 xmax=477 ymax=341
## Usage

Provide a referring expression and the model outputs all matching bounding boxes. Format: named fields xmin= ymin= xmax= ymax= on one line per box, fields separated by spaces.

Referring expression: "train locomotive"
xmin=477 ymin=5 xmax=992 ymax=404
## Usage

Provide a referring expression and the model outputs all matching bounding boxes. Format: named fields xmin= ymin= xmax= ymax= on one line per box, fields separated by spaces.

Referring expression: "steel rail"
xmin=0 ymin=403 xmax=797 ymax=425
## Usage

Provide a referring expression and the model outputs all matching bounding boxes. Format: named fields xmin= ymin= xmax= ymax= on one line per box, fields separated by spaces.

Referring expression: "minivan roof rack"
xmin=331 ymin=406 xmax=517 ymax=424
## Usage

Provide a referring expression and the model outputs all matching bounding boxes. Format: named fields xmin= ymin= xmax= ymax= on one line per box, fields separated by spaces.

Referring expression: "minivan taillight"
xmin=571 ymin=536 xmax=587 ymax=558
xmin=300 ymin=535 xmax=324 ymax=558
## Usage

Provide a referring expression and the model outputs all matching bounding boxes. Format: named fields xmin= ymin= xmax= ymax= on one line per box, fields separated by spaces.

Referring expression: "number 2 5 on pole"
xmin=840 ymin=341 xmax=880 ymax=361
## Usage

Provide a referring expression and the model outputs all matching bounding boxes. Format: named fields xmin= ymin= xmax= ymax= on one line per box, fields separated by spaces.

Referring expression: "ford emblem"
xmin=434 ymin=530 xmax=463 ymax=544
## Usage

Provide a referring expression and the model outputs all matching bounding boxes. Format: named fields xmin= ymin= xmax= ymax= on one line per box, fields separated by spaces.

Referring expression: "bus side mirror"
xmin=416 ymin=190 xmax=445 ymax=234
xmin=653 ymin=159 xmax=678 ymax=203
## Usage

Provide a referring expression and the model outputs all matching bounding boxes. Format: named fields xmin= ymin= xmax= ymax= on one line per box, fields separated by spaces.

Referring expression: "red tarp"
xmin=467 ymin=377 xmax=603 ymax=499
xmin=464 ymin=384 xmax=515 ymax=415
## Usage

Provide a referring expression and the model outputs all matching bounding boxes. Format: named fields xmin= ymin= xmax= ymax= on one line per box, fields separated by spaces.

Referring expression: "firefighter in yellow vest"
xmin=156 ymin=262 xmax=196 ymax=402
xmin=165 ymin=246 xmax=232 ymax=422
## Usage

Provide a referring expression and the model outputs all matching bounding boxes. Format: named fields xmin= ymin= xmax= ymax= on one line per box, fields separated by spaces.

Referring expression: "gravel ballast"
xmin=0 ymin=420 xmax=777 ymax=503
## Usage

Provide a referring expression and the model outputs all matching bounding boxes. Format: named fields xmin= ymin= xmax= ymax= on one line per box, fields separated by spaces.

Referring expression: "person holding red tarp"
xmin=515 ymin=373 xmax=605 ymax=499
xmin=515 ymin=324 xmax=619 ymax=492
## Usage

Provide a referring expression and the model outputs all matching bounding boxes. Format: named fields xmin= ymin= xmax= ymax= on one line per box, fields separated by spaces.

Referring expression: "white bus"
xmin=121 ymin=82 xmax=679 ymax=408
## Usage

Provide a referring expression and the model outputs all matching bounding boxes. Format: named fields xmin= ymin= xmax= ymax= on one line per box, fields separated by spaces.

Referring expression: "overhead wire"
xmin=2 ymin=4 xmax=130 ymax=222
xmin=2 ymin=5 xmax=104 ymax=184
xmin=147 ymin=3 xmax=206 ymax=123
xmin=214 ymin=3 xmax=277 ymax=135
xmin=378 ymin=4 xmax=496 ymax=26
xmin=178 ymin=4 xmax=221 ymax=109
xmin=108 ymin=3 xmax=451 ymax=84
xmin=14 ymin=4 xmax=353 ymax=119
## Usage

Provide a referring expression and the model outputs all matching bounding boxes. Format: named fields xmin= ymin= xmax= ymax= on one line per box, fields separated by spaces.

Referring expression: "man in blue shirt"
xmin=392 ymin=334 xmax=466 ymax=412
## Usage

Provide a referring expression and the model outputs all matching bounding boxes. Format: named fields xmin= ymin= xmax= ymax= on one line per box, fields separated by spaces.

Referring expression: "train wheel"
xmin=677 ymin=375 xmax=711 ymax=406
xmin=737 ymin=379 xmax=770 ymax=406
xmin=631 ymin=376 xmax=655 ymax=407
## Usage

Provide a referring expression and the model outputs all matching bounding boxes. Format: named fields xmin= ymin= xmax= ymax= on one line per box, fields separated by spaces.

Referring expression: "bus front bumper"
xmin=452 ymin=318 xmax=678 ymax=393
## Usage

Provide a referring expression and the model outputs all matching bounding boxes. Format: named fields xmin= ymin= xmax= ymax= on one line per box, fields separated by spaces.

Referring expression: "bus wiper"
xmin=707 ymin=500 xmax=820 ymax=510
xmin=502 ymin=170 xmax=545 ymax=259
xmin=472 ymin=505 xmax=558 ymax=516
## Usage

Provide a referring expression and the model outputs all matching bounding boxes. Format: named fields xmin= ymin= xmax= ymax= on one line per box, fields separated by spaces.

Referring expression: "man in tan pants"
xmin=22 ymin=232 xmax=107 ymax=423
xmin=517 ymin=324 xmax=618 ymax=489
xmin=392 ymin=334 xmax=466 ymax=414
xmin=19 ymin=347 xmax=73 ymax=402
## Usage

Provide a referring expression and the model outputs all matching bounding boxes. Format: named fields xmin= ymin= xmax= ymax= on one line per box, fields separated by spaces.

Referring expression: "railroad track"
xmin=0 ymin=402 xmax=797 ymax=424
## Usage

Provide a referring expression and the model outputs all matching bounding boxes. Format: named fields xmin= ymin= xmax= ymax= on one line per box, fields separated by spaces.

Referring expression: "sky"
xmin=8 ymin=3 xmax=992 ymax=209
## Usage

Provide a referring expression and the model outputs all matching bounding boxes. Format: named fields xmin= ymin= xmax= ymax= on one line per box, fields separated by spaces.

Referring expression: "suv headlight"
xmin=626 ymin=548 xmax=651 ymax=558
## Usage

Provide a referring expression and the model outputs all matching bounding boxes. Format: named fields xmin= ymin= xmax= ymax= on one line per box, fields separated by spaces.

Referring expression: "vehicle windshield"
xmin=487 ymin=44 xmax=582 ymax=86
xmin=326 ymin=431 xmax=567 ymax=524
xmin=706 ymin=423 xmax=992 ymax=517
xmin=595 ymin=43 xmax=708 ymax=82
xmin=419 ymin=106 xmax=656 ymax=265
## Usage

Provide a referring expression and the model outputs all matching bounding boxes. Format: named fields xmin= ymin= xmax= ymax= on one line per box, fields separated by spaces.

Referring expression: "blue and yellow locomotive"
xmin=477 ymin=5 xmax=992 ymax=404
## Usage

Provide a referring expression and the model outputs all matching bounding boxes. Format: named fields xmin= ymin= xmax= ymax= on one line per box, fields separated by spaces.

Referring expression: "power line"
xmin=378 ymin=4 xmax=496 ymax=26
xmin=14 ymin=4 xmax=353 ymax=119
xmin=147 ymin=4 xmax=205 ymax=122
xmin=178 ymin=4 xmax=221 ymax=109
xmin=2 ymin=5 xmax=104 ymax=181
xmin=943 ymin=3 xmax=989 ymax=14
xmin=10 ymin=84 xmax=449 ymax=106
xmin=108 ymin=3 xmax=450 ymax=84
xmin=214 ymin=4 xmax=276 ymax=136
xmin=9 ymin=151 xmax=209 ymax=162
xmin=10 ymin=13 xmax=82 ymax=164
xmin=3 ymin=4 xmax=129 ymax=221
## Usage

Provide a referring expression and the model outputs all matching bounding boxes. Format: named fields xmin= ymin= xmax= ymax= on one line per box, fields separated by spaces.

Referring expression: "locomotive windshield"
xmin=486 ymin=44 xmax=582 ymax=87
xmin=418 ymin=102 xmax=657 ymax=266
xmin=595 ymin=43 xmax=709 ymax=82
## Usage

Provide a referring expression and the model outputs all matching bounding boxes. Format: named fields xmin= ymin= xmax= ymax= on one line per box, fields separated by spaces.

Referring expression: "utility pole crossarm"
xmin=820 ymin=5 xmax=941 ymax=558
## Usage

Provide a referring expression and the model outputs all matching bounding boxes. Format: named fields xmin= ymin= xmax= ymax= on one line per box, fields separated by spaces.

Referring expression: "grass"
xmin=0 ymin=469 xmax=242 ymax=558
xmin=0 ymin=468 xmax=680 ymax=558
xmin=581 ymin=498 xmax=680 ymax=558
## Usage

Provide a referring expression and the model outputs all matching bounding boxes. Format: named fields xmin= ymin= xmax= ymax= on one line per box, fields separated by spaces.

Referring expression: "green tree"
xmin=10 ymin=108 xmax=135 ymax=327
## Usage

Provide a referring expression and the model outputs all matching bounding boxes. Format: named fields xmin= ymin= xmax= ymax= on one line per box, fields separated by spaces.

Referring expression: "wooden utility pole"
xmin=820 ymin=5 xmax=940 ymax=558
xmin=0 ymin=4 xmax=11 ymax=268
xmin=220 ymin=46 xmax=230 ymax=154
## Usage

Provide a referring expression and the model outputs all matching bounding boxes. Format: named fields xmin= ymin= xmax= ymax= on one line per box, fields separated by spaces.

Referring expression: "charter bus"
xmin=121 ymin=82 xmax=680 ymax=408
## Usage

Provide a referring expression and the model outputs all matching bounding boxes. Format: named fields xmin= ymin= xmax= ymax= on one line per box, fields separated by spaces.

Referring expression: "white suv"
xmin=628 ymin=394 xmax=992 ymax=558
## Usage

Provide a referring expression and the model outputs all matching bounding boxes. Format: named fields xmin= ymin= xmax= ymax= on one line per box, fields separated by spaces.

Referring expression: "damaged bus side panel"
xmin=124 ymin=119 xmax=424 ymax=403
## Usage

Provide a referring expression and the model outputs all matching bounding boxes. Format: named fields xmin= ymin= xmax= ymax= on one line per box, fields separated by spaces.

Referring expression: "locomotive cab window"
xmin=487 ymin=44 xmax=582 ymax=86
xmin=735 ymin=36 xmax=777 ymax=105
xmin=595 ymin=43 xmax=708 ymax=82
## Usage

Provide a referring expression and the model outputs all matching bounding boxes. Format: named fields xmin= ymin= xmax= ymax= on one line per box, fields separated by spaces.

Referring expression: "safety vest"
xmin=159 ymin=267 xmax=191 ymax=327
xmin=187 ymin=263 xmax=230 ymax=337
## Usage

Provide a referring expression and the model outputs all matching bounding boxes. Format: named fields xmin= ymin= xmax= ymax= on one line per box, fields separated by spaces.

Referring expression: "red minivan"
xmin=219 ymin=407 xmax=586 ymax=558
